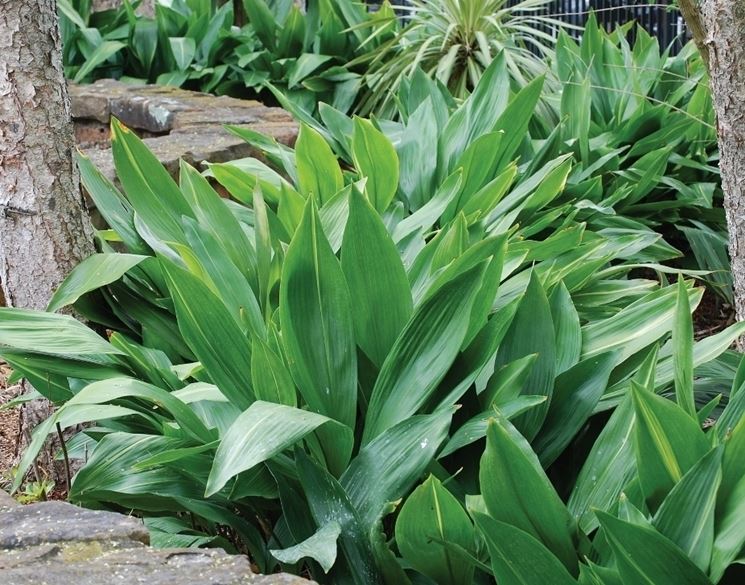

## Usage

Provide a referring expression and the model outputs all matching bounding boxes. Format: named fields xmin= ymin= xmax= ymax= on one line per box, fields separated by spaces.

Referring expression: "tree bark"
xmin=678 ymin=1 xmax=745 ymax=329
xmin=0 ymin=0 xmax=95 ymax=481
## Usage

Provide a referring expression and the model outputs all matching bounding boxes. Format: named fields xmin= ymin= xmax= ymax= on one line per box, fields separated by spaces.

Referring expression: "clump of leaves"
xmin=58 ymin=0 xmax=394 ymax=112
xmin=2 ymin=52 xmax=742 ymax=584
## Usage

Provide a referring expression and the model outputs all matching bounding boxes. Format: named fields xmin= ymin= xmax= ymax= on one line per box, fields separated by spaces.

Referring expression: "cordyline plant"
xmin=354 ymin=0 xmax=567 ymax=117
xmin=2 ymin=54 xmax=743 ymax=584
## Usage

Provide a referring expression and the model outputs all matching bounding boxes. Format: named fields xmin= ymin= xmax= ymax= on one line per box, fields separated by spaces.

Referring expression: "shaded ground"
xmin=0 ymin=363 xmax=20 ymax=480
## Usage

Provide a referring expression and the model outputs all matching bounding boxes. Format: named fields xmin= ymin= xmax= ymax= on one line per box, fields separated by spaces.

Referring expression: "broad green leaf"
xmin=395 ymin=475 xmax=475 ymax=585
xmin=494 ymin=271 xmax=556 ymax=440
xmin=597 ymin=512 xmax=711 ymax=585
xmin=206 ymin=401 xmax=346 ymax=497
xmin=178 ymin=161 xmax=257 ymax=283
xmin=48 ymin=254 xmax=147 ymax=313
xmin=341 ymin=188 xmax=412 ymax=367
xmin=161 ymin=259 xmax=254 ymax=410
xmin=243 ymin=0 xmax=277 ymax=50
xmin=280 ymin=198 xmax=356 ymax=426
xmin=631 ymin=383 xmax=709 ymax=510
xmin=296 ymin=124 xmax=343 ymax=205
xmin=351 ymin=117 xmax=399 ymax=212
xmin=296 ymin=451 xmax=380 ymax=585
xmin=111 ymin=119 xmax=192 ymax=244
xmin=270 ymin=521 xmax=341 ymax=573
xmin=473 ymin=514 xmax=578 ymax=585
xmin=68 ymin=377 xmax=212 ymax=443
xmin=12 ymin=405 xmax=140 ymax=492
xmin=280 ymin=199 xmax=356 ymax=474
xmin=673 ymin=278 xmax=696 ymax=417
xmin=73 ymin=40 xmax=125 ymax=82
xmin=341 ymin=410 xmax=452 ymax=530
xmin=288 ymin=54 xmax=333 ymax=88
xmin=251 ymin=337 xmax=297 ymax=407
xmin=480 ymin=419 xmax=578 ymax=573
xmin=711 ymin=416 xmax=745 ymax=581
xmin=550 ymin=281 xmax=582 ymax=373
xmin=362 ymin=263 xmax=485 ymax=443
xmin=0 ymin=308 xmax=121 ymax=357
xmin=168 ymin=37 xmax=196 ymax=70
xmin=439 ymin=396 xmax=546 ymax=458
xmin=582 ymin=284 xmax=702 ymax=362
xmin=534 ymin=351 xmax=617 ymax=467
xmin=653 ymin=446 xmax=722 ymax=572
xmin=76 ymin=151 xmax=147 ymax=254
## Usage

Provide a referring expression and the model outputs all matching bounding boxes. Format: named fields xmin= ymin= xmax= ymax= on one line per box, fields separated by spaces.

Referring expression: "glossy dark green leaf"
xmin=351 ymin=117 xmax=399 ymax=212
xmin=296 ymin=451 xmax=380 ymax=585
xmin=534 ymin=351 xmax=617 ymax=467
xmin=473 ymin=513 xmax=578 ymax=585
xmin=47 ymin=254 xmax=147 ymax=312
xmin=597 ymin=512 xmax=711 ymax=585
xmin=494 ymin=271 xmax=556 ymax=440
xmin=0 ymin=308 xmax=121 ymax=357
xmin=362 ymin=263 xmax=485 ymax=443
xmin=341 ymin=410 xmax=452 ymax=529
xmin=631 ymin=383 xmax=709 ymax=510
xmin=653 ymin=446 xmax=722 ymax=572
xmin=206 ymin=401 xmax=348 ymax=497
xmin=111 ymin=118 xmax=192 ymax=244
xmin=480 ymin=419 xmax=578 ymax=573
xmin=341 ymin=188 xmax=412 ymax=367
xmin=270 ymin=521 xmax=341 ymax=573
xmin=395 ymin=475 xmax=475 ymax=585
xmin=161 ymin=259 xmax=254 ymax=410
xmin=296 ymin=124 xmax=343 ymax=204
xmin=280 ymin=198 xmax=357 ymax=428
xmin=673 ymin=278 xmax=696 ymax=417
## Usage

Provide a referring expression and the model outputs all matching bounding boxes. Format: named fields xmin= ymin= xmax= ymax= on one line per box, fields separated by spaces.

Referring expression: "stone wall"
xmin=69 ymin=79 xmax=298 ymax=183
xmin=0 ymin=491 xmax=313 ymax=585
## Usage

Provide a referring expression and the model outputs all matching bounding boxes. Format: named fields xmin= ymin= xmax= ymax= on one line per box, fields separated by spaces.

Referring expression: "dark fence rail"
xmin=374 ymin=1 xmax=688 ymax=54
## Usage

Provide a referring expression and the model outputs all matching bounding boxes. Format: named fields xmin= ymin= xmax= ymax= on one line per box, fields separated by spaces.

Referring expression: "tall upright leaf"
xmin=396 ymin=475 xmax=476 ymax=585
xmin=295 ymin=124 xmax=344 ymax=204
xmin=597 ymin=512 xmax=711 ymax=585
xmin=631 ymin=383 xmax=709 ymax=510
xmin=362 ymin=263 xmax=486 ymax=443
xmin=341 ymin=188 xmax=412 ymax=368
xmin=280 ymin=198 xmax=357 ymax=470
xmin=480 ymin=419 xmax=578 ymax=574
xmin=494 ymin=271 xmax=556 ymax=440
xmin=673 ymin=278 xmax=696 ymax=417
xmin=351 ymin=118 xmax=399 ymax=212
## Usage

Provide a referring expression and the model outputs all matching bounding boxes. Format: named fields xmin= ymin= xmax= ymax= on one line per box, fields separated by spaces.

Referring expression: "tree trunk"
xmin=0 ymin=0 xmax=95 ymax=482
xmin=679 ymin=1 xmax=745 ymax=328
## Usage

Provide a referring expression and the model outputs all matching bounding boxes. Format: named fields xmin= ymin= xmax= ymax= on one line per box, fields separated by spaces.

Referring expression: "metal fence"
xmin=510 ymin=1 xmax=688 ymax=53
xmin=379 ymin=1 xmax=688 ymax=54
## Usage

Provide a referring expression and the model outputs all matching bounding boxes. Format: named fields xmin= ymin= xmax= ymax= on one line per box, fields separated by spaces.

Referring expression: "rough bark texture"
xmin=0 ymin=0 xmax=95 ymax=477
xmin=683 ymin=1 xmax=745 ymax=328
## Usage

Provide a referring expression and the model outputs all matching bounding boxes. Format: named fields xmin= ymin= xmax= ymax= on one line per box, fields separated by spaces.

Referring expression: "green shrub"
xmin=3 ymin=49 xmax=742 ymax=583
xmin=282 ymin=17 xmax=728 ymax=303
xmin=544 ymin=16 xmax=730 ymax=302
xmin=58 ymin=0 xmax=394 ymax=112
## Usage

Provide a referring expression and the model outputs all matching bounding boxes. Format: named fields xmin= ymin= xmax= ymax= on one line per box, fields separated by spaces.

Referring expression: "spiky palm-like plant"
xmin=357 ymin=0 xmax=565 ymax=116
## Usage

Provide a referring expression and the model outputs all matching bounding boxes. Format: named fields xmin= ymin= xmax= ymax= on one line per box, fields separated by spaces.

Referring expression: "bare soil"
xmin=0 ymin=362 xmax=20 ymax=478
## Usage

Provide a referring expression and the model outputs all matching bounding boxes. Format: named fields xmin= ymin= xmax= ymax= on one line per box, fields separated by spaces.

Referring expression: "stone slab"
xmin=0 ymin=496 xmax=313 ymax=585
xmin=69 ymin=80 xmax=298 ymax=185
xmin=69 ymin=80 xmax=292 ymax=134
